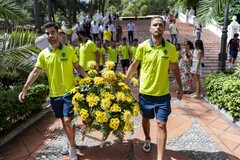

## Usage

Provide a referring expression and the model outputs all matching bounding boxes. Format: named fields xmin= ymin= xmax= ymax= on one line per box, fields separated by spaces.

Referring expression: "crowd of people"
xmin=18 ymin=15 xmax=208 ymax=160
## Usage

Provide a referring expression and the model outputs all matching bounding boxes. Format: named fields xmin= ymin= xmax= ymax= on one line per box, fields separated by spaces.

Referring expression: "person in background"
xmin=127 ymin=19 xmax=135 ymax=45
xmin=103 ymin=25 xmax=112 ymax=46
xmin=116 ymin=22 xmax=123 ymax=44
xmin=99 ymin=21 xmax=105 ymax=42
xmin=91 ymin=20 xmax=99 ymax=42
xmin=178 ymin=40 xmax=194 ymax=93
xmin=190 ymin=40 xmax=204 ymax=99
xmin=76 ymin=29 xmax=100 ymax=72
xmin=96 ymin=38 xmax=105 ymax=71
xmin=103 ymin=41 xmax=118 ymax=71
xmin=227 ymin=33 xmax=239 ymax=69
xmin=59 ymin=31 xmax=74 ymax=49
xmin=118 ymin=37 xmax=131 ymax=74
xmin=108 ymin=21 xmax=115 ymax=41
xmin=194 ymin=22 xmax=202 ymax=41
xmin=131 ymin=38 xmax=140 ymax=77
xmin=125 ymin=16 xmax=183 ymax=160
xmin=169 ymin=19 xmax=179 ymax=45
xmin=18 ymin=22 xmax=88 ymax=160
xmin=175 ymin=43 xmax=182 ymax=64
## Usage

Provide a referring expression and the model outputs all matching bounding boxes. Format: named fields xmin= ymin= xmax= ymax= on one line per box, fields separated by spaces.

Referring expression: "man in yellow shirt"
xmin=130 ymin=38 xmax=140 ymax=77
xmin=76 ymin=29 xmax=100 ymax=71
xmin=18 ymin=22 xmax=88 ymax=160
xmin=103 ymin=41 xmax=118 ymax=71
xmin=59 ymin=31 xmax=74 ymax=49
xmin=103 ymin=25 xmax=112 ymax=45
xmin=96 ymin=38 xmax=105 ymax=71
xmin=125 ymin=16 xmax=183 ymax=159
xmin=118 ymin=37 xmax=130 ymax=74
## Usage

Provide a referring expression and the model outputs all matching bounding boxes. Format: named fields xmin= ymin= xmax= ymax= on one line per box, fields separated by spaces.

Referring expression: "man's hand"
xmin=176 ymin=87 xmax=183 ymax=101
xmin=18 ymin=89 xmax=27 ymax=103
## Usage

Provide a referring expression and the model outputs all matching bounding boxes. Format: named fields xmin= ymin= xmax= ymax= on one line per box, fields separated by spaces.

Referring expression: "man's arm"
xmin=73 ymin=62 xmax=88 ymax=78
xmin=18 ymin=67 xmax=42 ymax=103
xmin=171 ymin=62 xmax=183 ymax=100
xmin=125 ymin=59 xmax=140 ymax=83
xmin=95 ymin=50 xmax=100 ymax=70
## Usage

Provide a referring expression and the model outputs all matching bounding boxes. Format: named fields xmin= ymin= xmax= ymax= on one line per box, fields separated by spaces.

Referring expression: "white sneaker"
xmin=61 ymin=140 xmax=69 ymax=155
xmin=143 ymin=139 xmax=151 ymax=152
xmin=69 ymin=148 xmax=77 ymax=160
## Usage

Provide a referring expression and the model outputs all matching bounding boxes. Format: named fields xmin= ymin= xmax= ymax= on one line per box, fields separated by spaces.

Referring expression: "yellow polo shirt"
xmin=78 ymin=40 xmax=98 ymax=71
xmin=107 ymin=47 xmax=118 ymax=63
xmin=35 ymin=44 xmax=78 ymax=97
xmin=118 ymin=44 xmax=130 ymax=60
xmin=135 ymin=38 xmax=177 ymax=96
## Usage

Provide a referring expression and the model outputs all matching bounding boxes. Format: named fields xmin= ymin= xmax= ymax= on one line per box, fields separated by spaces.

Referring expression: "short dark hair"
xmin=76 ymin=29 xmax=86 ymax=37
xmin=234 ymin=33 xmax=239 ymax=38
xmin=43 ymin=22 xmax=59 ymax=31
xmin=133 ymin=38 xmax=138 ymax=42
xmin=151 ymin=15 xmax=163 ymax=22
xmin=96 ymin=37 xmax=101 ymax=41
xmin=122 ymin=37 xmax=127 ymax=41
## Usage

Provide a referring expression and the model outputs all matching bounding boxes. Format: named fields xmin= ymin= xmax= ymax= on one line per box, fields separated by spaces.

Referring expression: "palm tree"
xmin=197 ymin=0 xmax=236 ymax=72
xmin=0 ymin=0 xmax=27 ymax=24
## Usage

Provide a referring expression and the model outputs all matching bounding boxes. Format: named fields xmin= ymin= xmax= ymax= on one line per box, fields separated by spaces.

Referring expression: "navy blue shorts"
xmin=139 ymin=93 xmax=171 ymax=122
xmin=121 ymin=60 xmax=130 ymax=68
xmin=229 ymin=50 xmax=238 ymax=59
xmin=50 ymin=93 xmax=74 ymax=118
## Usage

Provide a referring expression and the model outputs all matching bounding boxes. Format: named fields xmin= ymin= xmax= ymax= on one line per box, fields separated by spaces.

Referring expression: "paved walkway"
xmin=1 ymin=19 xmax=240 ymax=160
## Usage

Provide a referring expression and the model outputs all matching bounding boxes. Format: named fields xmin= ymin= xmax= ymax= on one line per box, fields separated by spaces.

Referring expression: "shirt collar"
xmin=149 ymin=37 xmax=165 ymax=47
xmin=48 ymin=43 xmax=63 ymax=51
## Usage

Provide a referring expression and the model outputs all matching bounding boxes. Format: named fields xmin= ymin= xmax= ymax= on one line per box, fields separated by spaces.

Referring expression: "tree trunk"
xmin=34 ymin=0 xmax=41 ymax=32
xmin=47 ymin=0 xmax=53 ymax=22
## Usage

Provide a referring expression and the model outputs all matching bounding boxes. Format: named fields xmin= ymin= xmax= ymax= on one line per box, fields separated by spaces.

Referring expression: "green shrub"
xmin=0 ymin=84 xmax=49 ymax=131
xmin=204 ymin=73 xmax=240 ymax=118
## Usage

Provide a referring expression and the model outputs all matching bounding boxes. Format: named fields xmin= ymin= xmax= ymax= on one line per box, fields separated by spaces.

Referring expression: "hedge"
xmin=0 ymin=84 xmax=49 ymax=132
xmin=204 ymin=73 xmax=240 ymax=118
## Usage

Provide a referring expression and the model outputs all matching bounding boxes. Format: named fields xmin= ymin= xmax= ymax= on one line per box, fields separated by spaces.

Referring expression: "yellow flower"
xmin=95 ymin=111 xmax=108 ymax=123
xmin=130 ymin=77 xmax=139 ymax=86
xmin=116 ymin=91 xmax=126 ymax=102
xmin=109 ymin=118 xmax=120 ymax=130
xmin=123 ymin=121 xmax=134 ymax=132
xmin=73 ymin=92 xmax=85 ymax=101
xmin=110 ymin=103 xmax=121 ymax=112
xmin=133 ymin=105 xmax=140 ymax=116
xmin=123 ymin=110 xmax=131 ymax=122
xmin=101 ymin=92 xmax=115 ymax=100
xmin=88 ymin=69 xmax=98 ymax=77
xmin=83 ymin=77 xmax=92 ymax=84
xmin=118 ymin=82 xmax=129 ymax=90
xmin=126 ymin=96 xmax=133 ymax=103
xmin=105 ymin=61 xmax=115 ymax=70
xmin=87 ymin=61 xmax=97 ymax=69
xmin=86 ymin=93 xmax=100 ymax=107
xmin=101 ymin=98 xmax=111 ymax=110
xmin=73 ymin=77 xmax=82 ymax=85
xmin=73 ymin=104 xmax=79 ymax=113
xmin=102 ymin=70 xmax=117 ymax=82
xmin=94 ymin=77 xmax=105 ymax=85
xmin=117 ymin=72 xmax=126 ymax=81
xmin=79 ymin=109 xmax=89 ymax=121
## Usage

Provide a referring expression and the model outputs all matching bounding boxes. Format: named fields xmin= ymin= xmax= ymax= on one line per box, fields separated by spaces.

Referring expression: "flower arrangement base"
xmin=79 ymin=128 xmax=108 ymax=148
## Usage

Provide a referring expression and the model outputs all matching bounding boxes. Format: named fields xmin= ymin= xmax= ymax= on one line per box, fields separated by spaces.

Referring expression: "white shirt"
xmin=91 ymin=24 xmax=99 ymax=34
xmin=127 ymin=23 xmax=135 ymax=31
xmin=169 ymin=23 xmax=177 ymax=34
xmin=99 ymin=25 xmax=105 ymax=33
xmin=108 ymin=24 xmax=115 ymax=32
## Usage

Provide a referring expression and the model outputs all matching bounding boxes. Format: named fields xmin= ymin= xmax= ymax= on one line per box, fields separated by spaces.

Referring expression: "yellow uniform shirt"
xmin=98 ymin=47 xmax=105 ymax=66
xmin=107 ymin=47 xmax=118 ymax=63
xmin=78 ymin=40 xmax=98 ymax=71
xmin=103 ymin=30 xmax=112 ymax=41
xmin=135 ymin=38 xmax=177 ymax=96
xmin=35 ymin=44 xmax=78 ymax=97
xmin=118 ymin=45 xmax=130 ymax=60
xmin=131 ymin=46 xmax=137 ymax=61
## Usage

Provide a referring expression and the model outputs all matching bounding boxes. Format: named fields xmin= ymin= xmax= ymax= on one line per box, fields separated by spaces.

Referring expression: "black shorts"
xmin=121 ymin=60 xmax=130 ymax=68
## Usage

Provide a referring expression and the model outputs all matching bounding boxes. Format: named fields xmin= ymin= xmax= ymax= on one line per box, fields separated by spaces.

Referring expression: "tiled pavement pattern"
xmin=1 ymin=18 xmax=240 ymax=160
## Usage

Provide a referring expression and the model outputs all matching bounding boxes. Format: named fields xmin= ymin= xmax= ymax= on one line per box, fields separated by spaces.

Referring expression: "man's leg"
xmin=142 ymin=117 xmax=151 ymax=140
xmin=156 ymin=120 xmax=167 ymax=160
